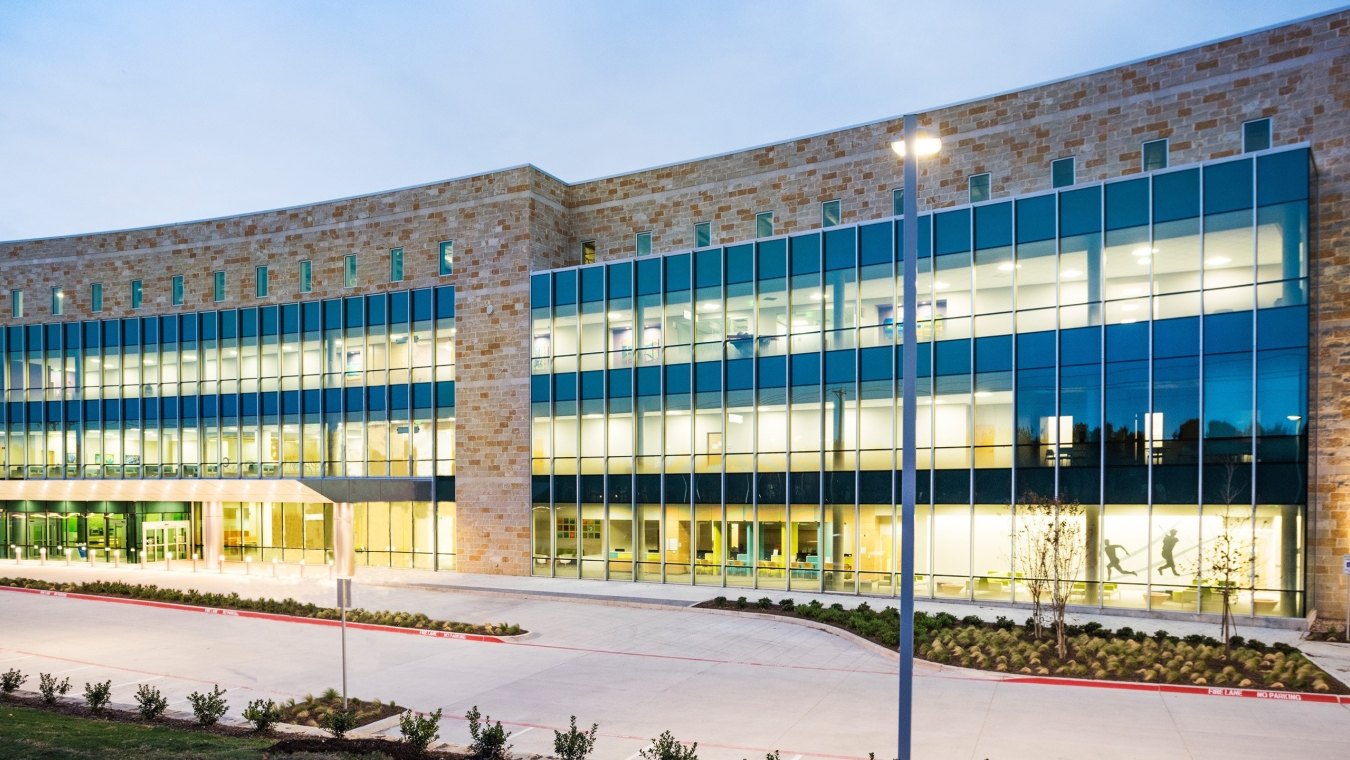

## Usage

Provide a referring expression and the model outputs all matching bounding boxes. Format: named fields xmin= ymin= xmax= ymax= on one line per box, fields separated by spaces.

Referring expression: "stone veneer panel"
xmin=1 ymin=11 xmax=1347 ymax=612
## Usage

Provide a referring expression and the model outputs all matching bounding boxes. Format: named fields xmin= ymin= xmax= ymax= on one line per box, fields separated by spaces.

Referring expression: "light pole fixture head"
xmin=890 ymin=135 xmax=942 ymax=158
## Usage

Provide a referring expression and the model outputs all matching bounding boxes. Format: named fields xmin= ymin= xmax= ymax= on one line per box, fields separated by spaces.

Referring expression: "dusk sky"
xmin=0 ymin=0 xmax=1343 ymax=241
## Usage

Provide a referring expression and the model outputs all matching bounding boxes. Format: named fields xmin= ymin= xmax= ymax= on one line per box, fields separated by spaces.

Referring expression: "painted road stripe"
xmin=5 ymin=584 xmax=1347 ymax=707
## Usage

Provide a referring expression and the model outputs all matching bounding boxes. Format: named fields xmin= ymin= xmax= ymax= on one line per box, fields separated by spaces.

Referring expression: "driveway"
xmin=1 ymin=564 xmax=1347 ymax=759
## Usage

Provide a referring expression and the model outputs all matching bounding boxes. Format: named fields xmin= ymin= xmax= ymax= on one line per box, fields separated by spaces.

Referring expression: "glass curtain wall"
xmin=527 ymin=148 xmax=1310 ymax=617
xmin=0 ymin=286 xmax=457 ymax=569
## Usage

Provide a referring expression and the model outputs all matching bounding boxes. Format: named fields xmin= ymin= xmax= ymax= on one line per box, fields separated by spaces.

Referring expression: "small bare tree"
xmin=1015 ymin=511 xmax=1051 ymax=641
xmin=1195 ymin=459 xmax=1253 ymax=655
xmin=1016 ymin=493 xmax=1085 ymax=659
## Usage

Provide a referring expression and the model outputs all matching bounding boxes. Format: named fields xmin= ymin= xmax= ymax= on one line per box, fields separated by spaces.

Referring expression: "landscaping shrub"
xmin=242 ymin=698 xmax=282 ymax=732
xmin=639 ymin=730 xmax=698 ymax=760
xmin=82 ymin=680 xmax=112 ymax=714
xmin=187 ymin=685 xmax=228 ymax=726
xmin=778 ymin=598 xmax=795 ymax=611
xmin=38 ymin=673 xmax=72 ymax=705
xmin=466 ymin=705 xmax=512 ymax=760
xmin=135 ymin=684 xmax=168 ymax=720
xmin=756 ymin=597 xmax=774 ymax=610
xmin=553 ymin=715 xmax=598 ymax=760
xmin=322 ymin=709 xmax=358 ymax=739
xmin=399 ymin=708 xmax=443 ymax=753
xmin=734 ymin=596 xmax=748 ymax=609
xmin=698 ymin=593 xmax=1345 ymax=694
xmin=1 ymin=668 xmax=26 ymax=696
xmin=0 ymin=577 xmax=521 ymax=637
xmin=278 ymin=690 xmax=397 ymax=730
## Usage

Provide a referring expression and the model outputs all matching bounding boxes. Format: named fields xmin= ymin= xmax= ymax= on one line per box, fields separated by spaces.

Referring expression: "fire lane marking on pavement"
xmin=1002 ymin=675 xmax=1350 ymax=705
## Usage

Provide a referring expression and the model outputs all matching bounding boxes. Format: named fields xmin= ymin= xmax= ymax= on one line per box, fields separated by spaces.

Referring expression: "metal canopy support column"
xmin=202 ymin=501 xmax=224 ymax=570
xmin=334 ymin=501 xmax=355 ymax=578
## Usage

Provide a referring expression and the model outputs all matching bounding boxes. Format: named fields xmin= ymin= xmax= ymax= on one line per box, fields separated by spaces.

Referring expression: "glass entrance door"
xmin=141 ymin=520 xmax=190 ymax=563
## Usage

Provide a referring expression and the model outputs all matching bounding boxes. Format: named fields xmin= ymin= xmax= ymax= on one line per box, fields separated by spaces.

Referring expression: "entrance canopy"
xmin=0 ymin=478 xmax=432 ymax=505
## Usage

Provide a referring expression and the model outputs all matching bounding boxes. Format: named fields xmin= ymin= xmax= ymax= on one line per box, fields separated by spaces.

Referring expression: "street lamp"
xmin=893 ymin=114 xmax=940 ymax=760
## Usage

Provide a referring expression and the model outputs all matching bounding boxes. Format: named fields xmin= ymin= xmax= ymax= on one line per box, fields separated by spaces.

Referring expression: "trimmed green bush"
xmin=1 ymin=668 xmax=26 ymax=695
xmin=187 ymin=685 xmax=228 ymax=727
xmin=553 ymin=715 xmax=598 ymax=760
xmin=466 ymin=705 xmax=512 ymax=760
xmin=135 ymin=684 xmax=168 ymax=720
xmin=322 ymin=709 xmax=358 ymax=739
xmin=639 ymin=730 xmax=698 ymax=760
xmin=399 ymin=708 xmax=443 ymax=753
xmin=83 ymin=680 xmax=112 ymax=714
xmin=38 ymin=674 xmax=71 ymax=705
xmin=242 ymin=698 xmax=281 ymax=732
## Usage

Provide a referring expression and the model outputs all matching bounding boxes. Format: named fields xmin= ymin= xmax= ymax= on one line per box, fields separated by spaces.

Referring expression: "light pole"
xmin=892 ymin=114 xmax=940 ymax=760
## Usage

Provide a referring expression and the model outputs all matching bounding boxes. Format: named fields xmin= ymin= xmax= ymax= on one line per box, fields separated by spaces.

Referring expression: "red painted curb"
xmin=1003 ymin=674 xmax=1350 ymax=705
xmin=0 ymin=584 xmax=507 ymax=643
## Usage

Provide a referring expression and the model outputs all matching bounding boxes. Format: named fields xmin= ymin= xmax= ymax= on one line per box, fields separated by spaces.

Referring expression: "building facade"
xmin=2 ymin=10 xmax=1347 ymax=621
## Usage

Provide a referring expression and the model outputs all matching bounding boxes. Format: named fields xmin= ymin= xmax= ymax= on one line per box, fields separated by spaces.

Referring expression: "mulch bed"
xmin=267 ymin=736 xmax=469 ymax=758
xmin=699 ymin=596 xmax=1350 ymax=694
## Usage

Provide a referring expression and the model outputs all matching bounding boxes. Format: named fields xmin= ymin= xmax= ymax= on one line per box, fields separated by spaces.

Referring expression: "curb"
xmin=691 ymin=605 xmax=1350 ymax=704
xmin=0 ymin=585 xmax=527 ymax=644
xmin=1002 ymin=674 xmax=1350 ymax=704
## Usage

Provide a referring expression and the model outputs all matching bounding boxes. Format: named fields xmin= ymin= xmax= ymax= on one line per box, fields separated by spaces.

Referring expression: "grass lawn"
xmin=0 ymin=703 xmax=274 ymax=760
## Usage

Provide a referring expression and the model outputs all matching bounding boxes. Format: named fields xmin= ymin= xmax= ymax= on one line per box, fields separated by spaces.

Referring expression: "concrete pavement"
xmin=1 ymin=561 xmax=1348 ymax=759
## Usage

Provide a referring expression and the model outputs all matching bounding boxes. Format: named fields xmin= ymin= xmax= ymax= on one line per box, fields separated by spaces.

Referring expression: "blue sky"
xmin=0 ymin=0 xmax=1343 ymax=240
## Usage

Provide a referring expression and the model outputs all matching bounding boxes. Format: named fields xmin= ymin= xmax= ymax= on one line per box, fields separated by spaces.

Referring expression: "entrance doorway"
xmin=142 ymin=520 xmax=190 ymax=563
